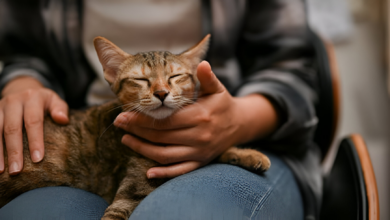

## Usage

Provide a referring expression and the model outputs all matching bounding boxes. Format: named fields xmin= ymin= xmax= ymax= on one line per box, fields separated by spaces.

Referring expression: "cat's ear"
xmin=94 ymin=37 xmax=129 ymax=84
xmin=180 ymin=34 xmax=210 ymax=63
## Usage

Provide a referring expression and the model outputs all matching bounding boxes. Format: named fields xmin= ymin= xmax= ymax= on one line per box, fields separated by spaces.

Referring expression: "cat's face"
xmin=94 ymin=35 xmax=210 ymax=119
xmin=111 ymin=51 xmax=200 ymax=119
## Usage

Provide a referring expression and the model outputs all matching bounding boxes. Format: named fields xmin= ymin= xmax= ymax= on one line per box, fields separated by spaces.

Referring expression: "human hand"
xmin=114 ymin=61 xmax=278 ymax=179
xmin=0 ymin=76 xmax=69 ymax=175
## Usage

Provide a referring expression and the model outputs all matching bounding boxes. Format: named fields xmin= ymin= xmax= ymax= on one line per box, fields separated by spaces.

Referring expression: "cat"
xmin=0 ymin=34 xmax=270 ymax=220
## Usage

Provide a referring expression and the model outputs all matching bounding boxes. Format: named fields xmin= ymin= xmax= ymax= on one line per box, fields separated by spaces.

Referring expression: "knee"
xmin=131 ymin=158 xmax=303 ymax=220
xmin=130 ymin=164 xmax=283 ymax=220
xmin=0 ymin=186 xmax=108 ymax=220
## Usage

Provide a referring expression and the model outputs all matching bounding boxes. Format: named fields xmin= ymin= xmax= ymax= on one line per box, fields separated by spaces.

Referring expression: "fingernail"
xmin=0 ymin=162 xmax=4 ymax=173
xmin=54 ymin=110 xmax=64 ymax=117
xmin=32 ymin=150 xmax=42 ymax=163
xmin=114 ymin=113 xmax=126 ymax=125
xmin=147 ymin=173 xmax=156 ymax=179
xmin=9 ymin=162 xmax=20 ymax=174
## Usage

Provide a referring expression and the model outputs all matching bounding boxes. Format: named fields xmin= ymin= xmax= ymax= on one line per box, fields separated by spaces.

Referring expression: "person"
xmin=0 ymin=0 xmax=322 ymax=219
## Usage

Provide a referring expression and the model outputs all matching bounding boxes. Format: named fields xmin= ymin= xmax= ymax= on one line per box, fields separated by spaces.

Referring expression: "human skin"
xmin=0 ymin=61 xmax=278 ymax=178
xmin=0 ymin=77 xmax=69 ymax=174
xmin=114 ymin=61 xmax=278 ymax=179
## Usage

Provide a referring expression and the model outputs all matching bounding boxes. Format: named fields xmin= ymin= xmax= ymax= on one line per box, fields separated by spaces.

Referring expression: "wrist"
xmin=2 ymin=76 xmax=44 ymax=97
xmin=233 ymin=94 xmax=279 ymax=144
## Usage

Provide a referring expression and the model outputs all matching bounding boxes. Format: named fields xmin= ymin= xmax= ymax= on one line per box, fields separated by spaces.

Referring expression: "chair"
xmin=310 ymin=31 xmax=380 ymax=220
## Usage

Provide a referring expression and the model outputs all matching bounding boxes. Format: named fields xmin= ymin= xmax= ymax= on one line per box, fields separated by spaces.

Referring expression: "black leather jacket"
xmin=0 ymin=0 xmax=322 ymax=219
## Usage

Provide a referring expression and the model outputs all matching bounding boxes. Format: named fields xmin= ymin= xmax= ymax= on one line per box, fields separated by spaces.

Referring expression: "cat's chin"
xmin=145 ymin=106 xmax=176 ymax=119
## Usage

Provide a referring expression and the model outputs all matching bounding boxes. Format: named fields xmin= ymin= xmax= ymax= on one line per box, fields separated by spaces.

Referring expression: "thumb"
xmin=197 ymin=61 xmax=225 ymax=96
xmin=146 ymin=161 xmax=202 ymax=179
xmin=48 ymin=93 xmax=69 ymax=125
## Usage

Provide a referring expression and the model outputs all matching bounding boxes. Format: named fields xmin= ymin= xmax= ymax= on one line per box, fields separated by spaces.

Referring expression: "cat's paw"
xmin=251 ymin=152 xmax=271 ymax=172
xmin=102 ymin=208 xmax=129 ymax=220
xmin=101 ymin=215 xmax=127 ymax=220
xmin=218 ymin=147 xmax=271 ymax=173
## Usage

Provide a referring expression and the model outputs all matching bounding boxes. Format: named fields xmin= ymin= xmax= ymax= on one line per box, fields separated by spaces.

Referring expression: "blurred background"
xmin=307 ymin=0 xmax=389 ymax=219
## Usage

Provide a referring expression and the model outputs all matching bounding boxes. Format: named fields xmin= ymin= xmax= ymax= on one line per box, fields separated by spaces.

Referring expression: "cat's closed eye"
xmin=169 ymin=74 xmax=181 ymax=79
xmin=133 ymin=78 xmax=150 ymax=86
xmin=134 ymin=78 xmax=149 ymax=82
xmin=170 ymin=74 xmax=191 ymax=84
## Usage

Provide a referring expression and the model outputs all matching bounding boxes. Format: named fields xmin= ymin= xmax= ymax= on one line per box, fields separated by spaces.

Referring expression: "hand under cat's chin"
xmin=145 ymin=105 xmax=176 ymax=119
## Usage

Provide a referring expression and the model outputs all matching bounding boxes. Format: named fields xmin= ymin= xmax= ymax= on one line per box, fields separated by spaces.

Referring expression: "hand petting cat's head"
xmin=93 ymin=35 xmax=210 ymax=119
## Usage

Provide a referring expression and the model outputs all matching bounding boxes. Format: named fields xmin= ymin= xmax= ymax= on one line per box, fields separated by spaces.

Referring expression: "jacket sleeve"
xmin=235 ymin=0 xmax=319 ymax=153
xmin=0 ymin=0 xmax=65 ymax=98
xmin=0 ymin=56 xmax=65 ymax=99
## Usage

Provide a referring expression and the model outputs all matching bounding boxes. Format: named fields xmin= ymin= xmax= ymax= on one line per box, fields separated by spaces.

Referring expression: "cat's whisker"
xmin=98 ymin=122 xmax=115 ymax=141
xmin=183 ymin=93 xmax=196 ymax=97
xmin=104 ymin=101 xmax=142 ymax=114
xmin=172 ymin=98 xmax=195 ymax=108
xmin=122 ymin=105 xmax=136 ymax=113
xmin=105 ymin=104 xmax=130 ymax=113
xmin=152 ymin=118 xmax=157 ymax=129
xmin=98 ymin=104 xmax=141 ymax=141
xmin=175 ymin=100 xmax=204 ymax=112
xmin=125 ymin=112 xmax=142 ymax=126
xmin=99 ymin=104 xmax=142 ymax=140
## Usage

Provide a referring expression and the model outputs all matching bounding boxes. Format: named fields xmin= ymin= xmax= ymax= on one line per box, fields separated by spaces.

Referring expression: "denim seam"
xmin=249 ymin=169 xmax=287 ymax=219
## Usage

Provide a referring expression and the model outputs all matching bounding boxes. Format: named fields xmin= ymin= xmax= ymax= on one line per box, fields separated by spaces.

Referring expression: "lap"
xmin=0 ymin=186 xmax=108 ymax=220
xmin=130 ymin=153 xmax=303 ymax=220
xmin=0 ymin=154 xmax=303 ymax=220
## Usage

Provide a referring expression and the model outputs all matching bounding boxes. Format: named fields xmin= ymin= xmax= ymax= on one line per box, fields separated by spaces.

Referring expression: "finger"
xmin=48 ymin=93 xmax=69 ymax=125
xmin=3 ymin=100 xmax=24 ymax=175
xmin=122 ymin=134 xmax=196 ymax=164
xmin=0 ymin=112 xmax=4 ymax=173
xmin=147 ymin=161 xmax=202 ymax=179
xmin=24 ymin=96 xmax=45 ymax=163
xmin=114 ymin=111 xmax=197 ymax=131
xmin=197 ymin=61 xmax=225 ymax=96
xmin=121 ymin=95 xmax=217 ymax=130
xmin=120 ymin=124 xmax=203 ymax=146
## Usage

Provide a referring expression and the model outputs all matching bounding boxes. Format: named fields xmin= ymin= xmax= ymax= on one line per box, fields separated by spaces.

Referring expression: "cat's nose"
xmin=153 ymin=90 xmax=169 ymax=102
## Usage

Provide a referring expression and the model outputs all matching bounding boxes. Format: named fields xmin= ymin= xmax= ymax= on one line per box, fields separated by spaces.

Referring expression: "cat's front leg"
xmin=102 ymin=177 xmax=165 ymax=220
xmin=217 ymin=146 xmax=271 ymax=172
xmin=102 ymin=160 xmax=166 ymax=220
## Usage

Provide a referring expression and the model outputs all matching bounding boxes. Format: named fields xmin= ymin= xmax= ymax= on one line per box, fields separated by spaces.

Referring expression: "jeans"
xmin=0 ymin=153 xmax=303 ymax=220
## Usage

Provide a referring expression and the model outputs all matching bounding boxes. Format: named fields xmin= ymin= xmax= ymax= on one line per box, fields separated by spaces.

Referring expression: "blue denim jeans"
xmin=0 ymin=153 xmax=303 ymax=220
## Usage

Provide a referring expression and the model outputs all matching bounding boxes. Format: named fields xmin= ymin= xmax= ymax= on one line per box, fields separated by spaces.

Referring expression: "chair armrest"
xmin=320 ymin=134 xmax=379 ymax=220
xmin=350 ymin=134 xmax=380 ymax=220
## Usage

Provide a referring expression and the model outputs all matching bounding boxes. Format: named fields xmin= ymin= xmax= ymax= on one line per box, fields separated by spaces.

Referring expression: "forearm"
xmin=233 ymin=0 xmax=318 ymax=149
xmin=233 ymin=94 xmax=279 ymax=145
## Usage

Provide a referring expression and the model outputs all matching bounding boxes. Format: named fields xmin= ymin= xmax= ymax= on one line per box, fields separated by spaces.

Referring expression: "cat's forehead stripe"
xmin=127 ymin=64 xmax=151 ymax=77
xmin=129 ymin=51 xmax=189 ymax=77
xmin=170 ymin=62 xmax=182 ymax=72
xmin=137 ymin=51 xmax=175 ymax=68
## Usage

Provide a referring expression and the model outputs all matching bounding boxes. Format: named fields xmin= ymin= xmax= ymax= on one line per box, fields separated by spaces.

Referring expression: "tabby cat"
xmin=0 ymin=35 xmax=270 ymax=220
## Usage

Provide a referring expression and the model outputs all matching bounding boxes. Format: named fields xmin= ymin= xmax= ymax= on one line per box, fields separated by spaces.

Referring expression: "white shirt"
xmin=82 ymin=0 xmax=202 ymax=105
